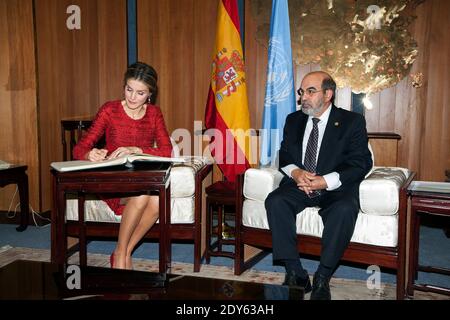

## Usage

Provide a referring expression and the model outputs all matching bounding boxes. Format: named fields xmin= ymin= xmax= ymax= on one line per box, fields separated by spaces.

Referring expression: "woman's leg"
xmin=125 ymin=195 xmax=159 ymax=269
xmin=113 ymin=195 xmax=150 ymax=269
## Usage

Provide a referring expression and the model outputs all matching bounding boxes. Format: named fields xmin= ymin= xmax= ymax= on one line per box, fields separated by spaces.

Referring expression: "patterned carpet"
xmin=1 ymin=245 xmax=448 ymax=300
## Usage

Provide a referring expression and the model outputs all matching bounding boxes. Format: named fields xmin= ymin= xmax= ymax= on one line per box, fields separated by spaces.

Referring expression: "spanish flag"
xmin=205 ymin=0 xmax=252 ymax=182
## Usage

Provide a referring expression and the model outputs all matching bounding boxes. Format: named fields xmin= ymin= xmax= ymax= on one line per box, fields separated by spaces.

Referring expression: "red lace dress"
xmin=73 ymin=100 xmax=172 ymax=215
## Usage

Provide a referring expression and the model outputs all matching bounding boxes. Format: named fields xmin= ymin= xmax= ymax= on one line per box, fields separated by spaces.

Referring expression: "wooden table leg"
xmin=16 ymin=170 xmax=29 ymax=232
xmin=165 ymin=183 xmax=172 ymax=272
xmin=52 ymin=186 xmax=67 ymax=265
xmin=205 ymin=197 xmax=211 ymax=264
xmin=158 ymin=185 xmax=167 ymax=274
xmin=217 ymin=204 xmax=223 ymax=252
xmin=51 ymin=175 xmax=58 ymax=263
xmin=78 ymin=194 xmax=87 ymax=266
xmin=407 ymin=207 xmax=420 ymax=297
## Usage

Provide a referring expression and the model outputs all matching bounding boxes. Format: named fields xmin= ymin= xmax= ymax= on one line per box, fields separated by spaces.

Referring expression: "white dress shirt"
xmin=281 ymin=105 xmax=341 ymax=190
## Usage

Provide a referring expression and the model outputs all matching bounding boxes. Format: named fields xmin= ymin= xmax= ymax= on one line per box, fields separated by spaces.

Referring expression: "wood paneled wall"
xmin=0 ymin=0 xmax=39 ymax=211
xmin=410 ymin=0 xmax=450 ymax=181
xmin=244 ymin=0 xmax=450 ymax=181
xmin=362 ymin=0 xmax=450 ymax=181
xmin=137 ymin=0 xmax=448 ymax=182
xmin=137 ymin=0 xmax=217 ymax=137
xmin=35 ymin=0 xmax=127 ymax=211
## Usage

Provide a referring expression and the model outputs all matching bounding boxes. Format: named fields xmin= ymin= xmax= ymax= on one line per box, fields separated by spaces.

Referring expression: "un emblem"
xmin=264 ymin=38 xmax=293 ymax=107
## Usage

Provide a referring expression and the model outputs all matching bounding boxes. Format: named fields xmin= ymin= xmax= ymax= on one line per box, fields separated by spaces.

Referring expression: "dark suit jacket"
xmin=278 ymin=105 xmax=373 ymax=193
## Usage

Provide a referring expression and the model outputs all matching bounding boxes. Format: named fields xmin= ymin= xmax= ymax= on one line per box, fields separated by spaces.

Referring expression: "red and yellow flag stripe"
xmin=205 ymin=0 xmax=252 ymax=182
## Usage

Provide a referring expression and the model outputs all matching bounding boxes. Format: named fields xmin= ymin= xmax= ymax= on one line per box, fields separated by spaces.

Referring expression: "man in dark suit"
xmin=265 ymin=71 xmax=373 ymax=300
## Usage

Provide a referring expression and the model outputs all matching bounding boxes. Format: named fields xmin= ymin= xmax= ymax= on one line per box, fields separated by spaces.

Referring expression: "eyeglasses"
xmin=297 ymin=88 xmax=325 ymax=98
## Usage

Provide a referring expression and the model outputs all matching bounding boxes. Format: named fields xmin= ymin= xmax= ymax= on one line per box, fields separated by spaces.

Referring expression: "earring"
xmin=147 ymin=95 xmax=151 ymax=103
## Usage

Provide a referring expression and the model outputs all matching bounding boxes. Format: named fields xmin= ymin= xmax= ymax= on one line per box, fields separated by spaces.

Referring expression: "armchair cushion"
xmin=242 ymin=199 xmax=399 ymax=247
xmin=171 ymin=166 xmax=197 ymax=197
xmin=359 ymin=167 xmax=409 ymax=215
xmin=243 ymin=166 xmax=409 ymax=216
xmin=66 ymin=196 xmax=195 ymax=224
xmin=241 ymin=166 xmax=410 ymax=247
xmin=243 ymin=168 xmax=283 ymax=201
xmin=171 ymin=157 xmax=210 ymax=197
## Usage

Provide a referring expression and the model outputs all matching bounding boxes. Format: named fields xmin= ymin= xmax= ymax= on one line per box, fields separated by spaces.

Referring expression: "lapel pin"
xmin=334 ymin=122 xmax=339 ymax=126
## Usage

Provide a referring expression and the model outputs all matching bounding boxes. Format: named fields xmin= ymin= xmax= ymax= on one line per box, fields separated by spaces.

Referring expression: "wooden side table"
xmin=205 ymin=181 xmax=236 ymax=262
xmin=0 ymin=165 xmax=29 ymax=231
xmin=51 ymin=164 xmax=171 ymax=273
xmin=407 ymin=181 xmax=450 ymax=297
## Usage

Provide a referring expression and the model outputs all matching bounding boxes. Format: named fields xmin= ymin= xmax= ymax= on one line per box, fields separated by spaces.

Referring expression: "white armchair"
xmin=234 ymin=155 xmax=414 ymax=299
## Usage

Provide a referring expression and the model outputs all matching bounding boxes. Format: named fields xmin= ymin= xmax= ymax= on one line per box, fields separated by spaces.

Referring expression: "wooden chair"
xmin=61 ymin=120 xmax=92 ymax=161
xmin=233 ymin=137 xmax=415 ymax=300
xmin=58 ymin=119 xmax=212 ymax=272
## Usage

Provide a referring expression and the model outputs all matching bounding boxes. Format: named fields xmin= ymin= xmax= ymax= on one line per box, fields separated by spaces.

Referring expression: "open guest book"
xmin=50 ymin=153 xmax=186 ymax=172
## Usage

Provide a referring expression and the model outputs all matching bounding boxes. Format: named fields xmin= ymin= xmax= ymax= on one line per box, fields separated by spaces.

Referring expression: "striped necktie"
xmin=303 ymin=118 xmax=321 ymax=197
xmin=304 ymin=118 xmax=320 ymax=173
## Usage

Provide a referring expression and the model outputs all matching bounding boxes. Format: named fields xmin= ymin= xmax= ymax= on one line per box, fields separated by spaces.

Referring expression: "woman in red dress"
xmin=73 ymin=62 xmax=172 ymax=269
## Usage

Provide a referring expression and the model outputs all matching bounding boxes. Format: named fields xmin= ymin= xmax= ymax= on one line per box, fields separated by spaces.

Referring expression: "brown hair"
xmin=124 ymin=61 xmax=158 ymax=104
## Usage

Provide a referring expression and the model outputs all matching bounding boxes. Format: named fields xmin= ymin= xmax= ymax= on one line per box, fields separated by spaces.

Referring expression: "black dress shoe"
xmin=282 ymin=272 xmax=312 ymax=293
xmin=310 ymin=272 xmax=331 ymax=300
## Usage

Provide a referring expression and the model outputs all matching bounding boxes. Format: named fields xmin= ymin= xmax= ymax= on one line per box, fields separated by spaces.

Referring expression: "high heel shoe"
xmin=110 ymin=253 xmax=115 ymax=268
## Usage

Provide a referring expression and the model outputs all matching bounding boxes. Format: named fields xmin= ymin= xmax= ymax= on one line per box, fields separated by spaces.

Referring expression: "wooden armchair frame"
xmin=57 ymin=120 xmax=212 ymax=272
xmin=233 ymin=162 xmax=415 ymax=300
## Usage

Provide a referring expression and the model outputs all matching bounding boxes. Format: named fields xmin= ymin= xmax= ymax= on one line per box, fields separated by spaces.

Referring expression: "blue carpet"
xmin=0 ymin=223 xmax=449 ymax=288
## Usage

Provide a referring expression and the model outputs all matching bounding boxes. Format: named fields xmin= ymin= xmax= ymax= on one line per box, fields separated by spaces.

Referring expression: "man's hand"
xmin=291 ymin=168 xmax=313 ymax=185
xmin=291 ymin=168 xmax=327 ymax=195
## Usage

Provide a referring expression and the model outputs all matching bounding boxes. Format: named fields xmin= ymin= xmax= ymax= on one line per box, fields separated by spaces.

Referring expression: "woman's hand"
xmin=86 ymin=148 xmax=108 ymax=162
xmin=107 ymin=146 xmax=143 ymax=159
